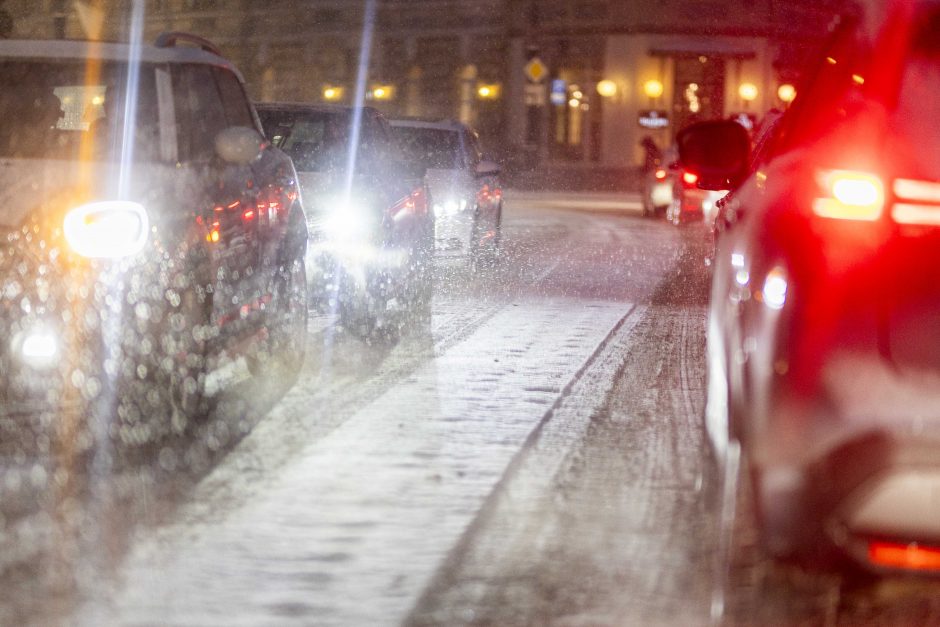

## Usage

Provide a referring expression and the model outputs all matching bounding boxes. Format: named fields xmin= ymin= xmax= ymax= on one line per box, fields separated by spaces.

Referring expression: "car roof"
xmin=0 ymin=38 xmax=243 ymax=79
xmin=387 ymin=117 xmax=469 ymax=132
xmin=255 ymin=102 xmax=381 ymax=117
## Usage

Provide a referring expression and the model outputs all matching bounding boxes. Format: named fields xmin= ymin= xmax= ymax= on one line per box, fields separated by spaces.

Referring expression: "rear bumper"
xmin=750 ymin=352 xmax=940 ymax=569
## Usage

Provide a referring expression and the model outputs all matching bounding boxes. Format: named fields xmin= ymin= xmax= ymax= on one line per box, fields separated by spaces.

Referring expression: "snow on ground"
xmin=90 ymin=298 xmax=635 ymax=626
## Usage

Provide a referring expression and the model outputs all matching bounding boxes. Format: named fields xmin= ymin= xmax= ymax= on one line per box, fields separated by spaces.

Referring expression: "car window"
xmin=260 ymin=109 xmax=386 ymax=173
xmin=0 ymin=59 xmax=160 ymax=162
xmin=212 ymin=67 xmax=255 ymax=129
xmin=171 ymin=63 xmax=231 ymax=162
xmin=391 ymin=126 xmax=462 ymax=169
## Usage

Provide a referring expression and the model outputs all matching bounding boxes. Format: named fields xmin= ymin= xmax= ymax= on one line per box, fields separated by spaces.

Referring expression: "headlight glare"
xmin=63 ymin=200 xmax=149 ymax=258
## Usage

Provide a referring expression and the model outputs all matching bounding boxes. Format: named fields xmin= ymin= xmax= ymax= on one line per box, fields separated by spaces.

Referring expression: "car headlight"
xmin=63 ymin=200 xmax=149 ymax=258
xmin=13 ymin=326 xmax=59 ymax=369
xmin=322 ymin=209 xmax=374 ymax=241
xmin=434 ymin=198 xmax=466 ymax=217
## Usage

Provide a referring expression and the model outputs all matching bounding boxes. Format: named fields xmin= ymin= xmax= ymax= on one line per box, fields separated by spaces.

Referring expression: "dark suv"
xmin=256 ymin=103 xmax=433 ymax=337
xmin=0 ymin=34 xmax=308 ymax=451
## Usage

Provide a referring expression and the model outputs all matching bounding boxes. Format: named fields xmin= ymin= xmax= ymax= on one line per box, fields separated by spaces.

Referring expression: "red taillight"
xmin=813 ymin=169 xmax=884 ymax=221
xmin=655 ymin=168 xmax=667 ymax=181
xmin=388 ymin=187 xmax=428 ymax=221
xmin=868 ymin=541 xmax=940 ymax=572
xmin=682 ymin=171 xmax=699 ymax=186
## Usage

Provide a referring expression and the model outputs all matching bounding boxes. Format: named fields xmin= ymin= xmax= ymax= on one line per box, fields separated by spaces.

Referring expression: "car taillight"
xmin=63 ymin=200 xmax=149 ymax=258
xmin=869 ymin=541 xmax=940 ymax=572
xmin=682 ymin=171 xmax=699 ymax=186
xmin=655 ymin=168 xmax=667 ymax=181
xmin=813 ymin=169 xmax=884 ymax=221
xmin=388 ymin=187 xmax=428 ymax=221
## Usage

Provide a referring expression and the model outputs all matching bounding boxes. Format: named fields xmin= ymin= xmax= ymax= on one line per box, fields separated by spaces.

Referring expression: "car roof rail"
xmin=154 ymin=31 xmax=223 ymax=57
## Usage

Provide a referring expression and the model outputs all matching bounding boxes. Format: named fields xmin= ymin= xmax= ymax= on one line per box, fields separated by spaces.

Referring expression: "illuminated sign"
xmin=638 ymin=110 xmax=669 ymax=129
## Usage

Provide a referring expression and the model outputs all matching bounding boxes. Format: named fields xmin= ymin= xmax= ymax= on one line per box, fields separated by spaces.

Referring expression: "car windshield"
xmin=391 ymin=126 xmax=462 ymax=169
xmin=6 ymin=2 xmax=940 ymax=626
xmin=0 ymin=59 xmax=160 ymax=161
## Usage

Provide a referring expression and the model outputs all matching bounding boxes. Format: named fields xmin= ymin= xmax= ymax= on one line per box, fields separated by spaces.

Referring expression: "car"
xmin=0 ymin=34 xmax=308 ymax=449
xmin=255 ymin=103 xmax=433 ymax=336
xmin=641 ymin=145 xmax=676 ymax=218
xmin=664 ymin=156 xmax=726 ymax=226
xmin=710 ymin=109 xmax=785 ymax=246
xmin=388 ymin=118 xmax=502 ymax=265
xmin=683 ymin=3 xmax=940 ymax=574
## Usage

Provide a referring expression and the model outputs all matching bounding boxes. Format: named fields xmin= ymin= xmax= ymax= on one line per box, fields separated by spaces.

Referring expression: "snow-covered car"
xmin=686 ymin=3 xmax=940 ymax=574
xmin=0 ymin=34 xmax=308 ymax=447
xmin=388 ymin=118 xmax=502 ymax=265
xmin=256 ymin=103 xmax=433 ymax=336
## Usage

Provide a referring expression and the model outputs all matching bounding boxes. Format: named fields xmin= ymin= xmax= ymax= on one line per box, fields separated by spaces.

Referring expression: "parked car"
xmin=683 ymin=3 xmax=940 ymax=574
xmin=388 ymin=118 xmax=502 ymax=265
xmin=255 ymin=103 xmax=433 ymax=336
xmin=0 ymin=34 xmax=308 ymax=449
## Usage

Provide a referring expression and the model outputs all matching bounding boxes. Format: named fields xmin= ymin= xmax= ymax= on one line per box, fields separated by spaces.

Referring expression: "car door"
xmin=171 ymin=63 xmax=262 ymax=335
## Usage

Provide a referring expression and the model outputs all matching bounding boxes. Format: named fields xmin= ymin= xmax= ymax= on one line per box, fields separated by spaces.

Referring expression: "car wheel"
xmin=167 ymin=282 xmax=212 ymax=421
xmin=470 ymin=202 xmax=501 ymax=270
xmin=248 ymin=254 xmax=308 ymax=377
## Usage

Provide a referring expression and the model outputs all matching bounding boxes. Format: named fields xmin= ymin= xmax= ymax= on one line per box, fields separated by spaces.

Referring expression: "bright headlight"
xmin=14 ymin=326 xmax=58 ymax=369
xmin=63 ymin=200 xmax=149 ymax=258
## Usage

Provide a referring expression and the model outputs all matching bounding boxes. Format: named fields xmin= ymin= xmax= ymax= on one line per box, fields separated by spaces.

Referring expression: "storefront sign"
xmin=638 ymin=110 xmax=669 ymax=129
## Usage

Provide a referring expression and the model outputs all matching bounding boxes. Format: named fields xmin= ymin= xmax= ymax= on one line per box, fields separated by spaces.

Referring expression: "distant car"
xmin=684 ymin=3 xmax=940 ymax=574
xmin=0 ymin=34 xmax=308 ymax=446
xmin=641 ymin=145 xmax=676 ymax=218
xmin=665 ymin=160 xmax=726 ymax=226
xmin=256 ymin=103 xmax=433 ymax=336
xmin=388 ymin=118 xmax=502 ymax=265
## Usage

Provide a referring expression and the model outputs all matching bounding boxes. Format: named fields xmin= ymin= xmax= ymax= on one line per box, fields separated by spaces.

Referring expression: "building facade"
xmin=8 ymin=0 xmax=849 ymax=171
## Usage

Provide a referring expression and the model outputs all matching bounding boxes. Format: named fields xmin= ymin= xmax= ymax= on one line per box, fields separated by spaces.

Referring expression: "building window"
xmin=53 ymin=16 xmax=66 ymax=39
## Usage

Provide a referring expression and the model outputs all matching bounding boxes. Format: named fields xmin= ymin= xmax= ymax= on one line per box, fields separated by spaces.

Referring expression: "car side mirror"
xmin=677 ymin=120 xmax=751 ymax=190
xmin=215 ymin=126 xmax=266 ymax=165
xmin=475 ymin=160 xmax=500 ymax=177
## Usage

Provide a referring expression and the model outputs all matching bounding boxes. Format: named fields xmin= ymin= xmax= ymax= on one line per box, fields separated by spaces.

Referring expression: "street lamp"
xmin=596 ymin=79 xmax=617 ymax=98
xmin=643 ymin=79 xmax=664 ymax=100
xmin=323 ymin=86 xmax=343 ymax=101
xmin=477 ymin=83 xmax=501 ymax=99
xmin=371 ymin=85 xmax=395 ymax=101
xmin=777 ymin=83 xmax=796 ymax=103
xmin=739 ymin=82 xmax=758 ymax=102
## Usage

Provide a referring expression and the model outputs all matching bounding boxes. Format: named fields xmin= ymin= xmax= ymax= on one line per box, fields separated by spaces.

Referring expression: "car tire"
xmin=247 ymin=254 xmax=308 ymax=378
xmin=470 ymin=202 xmax=501 ymax=270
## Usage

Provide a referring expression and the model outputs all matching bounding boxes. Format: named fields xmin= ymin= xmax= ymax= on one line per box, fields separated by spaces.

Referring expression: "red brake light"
xmin=682 ymin=171 xmax=699 ymax=186
xmin=813 ymin=169 xmax=884 ymax=221
xmin=388 ymin=187 xmax=428 ymax=221
xmin=655 ymin=168 xmax=667 ymax=181
xmin=869 ymin=541 xmax=940 ymax=571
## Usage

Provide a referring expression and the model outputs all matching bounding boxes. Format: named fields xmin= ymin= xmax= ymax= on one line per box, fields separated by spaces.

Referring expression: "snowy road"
xmin=4 ymin=192 xmax=940 ymax=625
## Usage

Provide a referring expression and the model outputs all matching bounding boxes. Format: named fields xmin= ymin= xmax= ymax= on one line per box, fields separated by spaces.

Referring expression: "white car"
xmin=389 ymin=118 xmax=502 ymax=265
